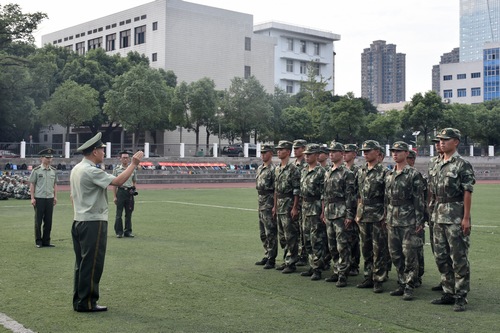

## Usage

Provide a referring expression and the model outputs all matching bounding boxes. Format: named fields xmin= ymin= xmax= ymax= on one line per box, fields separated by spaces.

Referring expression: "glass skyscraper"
xmin=460 ymin=0 xmax=500 ymax=62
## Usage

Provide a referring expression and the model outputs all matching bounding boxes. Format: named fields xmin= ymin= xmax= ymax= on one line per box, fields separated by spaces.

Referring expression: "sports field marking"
xmin=139 ymin=200 xmax=257 ymax=212
xmin=0 ymin=313 xmax=36 ymax=333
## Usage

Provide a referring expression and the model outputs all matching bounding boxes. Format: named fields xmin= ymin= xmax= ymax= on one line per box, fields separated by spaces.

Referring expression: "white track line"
xmin=0 ymin=313 xmax=36 ymax=333
xmin=140 ymin=200 xmax=257 ymax=212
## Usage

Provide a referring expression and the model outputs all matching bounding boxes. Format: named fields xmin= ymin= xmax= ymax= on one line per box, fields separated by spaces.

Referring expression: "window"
xmin=300 ymin=40 xmax=306 ymax=53
xmin=286 ymin=81 xmax=293 ymax=94
xmin=152 ymin=21 xmax=158 ymax=31
xmin=313 ymin=63 xmax=320 ymax=75
xmin=287 ymin=38 xmax=293 ymax=51
xmin=286 ymin=59 xmax=293 ymax=72
xmin=471 ymin=87 xmax=481 ymax=96
xmin=126 ymin=19 xmax=131 ymax=24
xmin=244 ymin=66 xmax=251 ymax=79
xmin=471 ymin=72 xmax=481 ymax=78
xmin=106 ymin=34 xmax=116 ymax=51
xmin=300 ymin=61 xmax=307 ymax=74
xmin=65 ymin=45 xmax=73 ymax=51
xmin=134 ymin=16 xmax=140 ymax=22
xmin=120 ymin=30 xmax=131 ymax=48
xmin=141 ymin=15 xmax=147 ymax=20
xmin=443 ymin=89 xmax=453 ymax=98
xmin=88 ymin=37 xmax=102 ymax=50
xmin=457 ymin=88 xmax=466 ymax=97
xmin=152 ymin=53 xmax=157 ymax=62
xmin=135 ymin=25 xmax=146 ymax=45
xmin=245 ymin=37 xmax=251 ymax=51
xmin=112 ymin=23 xmax=117 ymax=28
xmin=76 ymin=42 xmax=85 ymax=55
xmin=313 ymin=42 xmax=320 ymax=56
xmin=443 ymin=75 xmax=452 ymax=81
xmin=457 ymin=73 xmax=466 ymax=79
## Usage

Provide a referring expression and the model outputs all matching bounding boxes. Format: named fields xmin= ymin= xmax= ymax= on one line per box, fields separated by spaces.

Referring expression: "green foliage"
xmin=366 ymin=109 xmax=403 ymax=144
xmin=0 ymin=3 xmax=47 ymax=49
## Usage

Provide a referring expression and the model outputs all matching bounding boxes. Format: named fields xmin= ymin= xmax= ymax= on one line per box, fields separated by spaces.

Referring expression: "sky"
xmin=11 ymin=0 xmax=460 ymax=100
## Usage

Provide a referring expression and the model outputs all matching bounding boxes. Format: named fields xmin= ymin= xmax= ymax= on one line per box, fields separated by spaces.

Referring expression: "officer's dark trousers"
xmin=72 ymin=220 xmax=107 ymax=311
xmin=34 ymin=197 xmax=54 ymax=246
xmin=114 ymin=188 xmax=134 ymax=236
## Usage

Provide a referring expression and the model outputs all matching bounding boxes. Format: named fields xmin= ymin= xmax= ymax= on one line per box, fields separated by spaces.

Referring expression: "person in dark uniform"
xmin=29 ymin=148 xmax=58 ymax=248
xmin=113 ymin=151 xmax=137 ymax=238
xmin=70 ymin=133 xmax=143 ymax=312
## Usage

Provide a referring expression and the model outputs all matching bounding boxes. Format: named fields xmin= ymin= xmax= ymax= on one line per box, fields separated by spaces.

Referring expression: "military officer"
xmin=113 ymin=151 xmax=137 ymax=238
xmin=29 ymin=148 xmax=58 ymax=248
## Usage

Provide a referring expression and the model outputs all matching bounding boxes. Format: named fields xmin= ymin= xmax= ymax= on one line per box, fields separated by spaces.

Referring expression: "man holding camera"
xmin=113 ymin=151 xmax=137 ymax=238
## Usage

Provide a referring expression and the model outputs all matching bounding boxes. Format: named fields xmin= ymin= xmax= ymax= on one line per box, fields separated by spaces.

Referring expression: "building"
xmin=253 ymin=22 xmax=340 ymax=94
xmin=40 ymin=0 xmax=340 ymax=149
xmin=432 ymin=48 xmax=460 ymax=93
xmin=361 ymin=40 xmax=406 ymax=105
xmin=435 ymin=1 xmax=500 ymax=104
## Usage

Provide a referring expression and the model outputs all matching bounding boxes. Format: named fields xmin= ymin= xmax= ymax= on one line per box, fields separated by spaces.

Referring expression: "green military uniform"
xmin=427 ymin=139 xmax=442 ymax=255
xmin=299 ymin=144 xmax=326 ymax=280
xmin=29 ymin=148 xmax=58 ymax=247
xmin=255 ymin=144 xmax=277 ymax=268
xmin=323 ymin=142 xmax=356 ymax=286
xmin=293 ymin=139 xmax=308 ymax=265
xmin=275 ymin=141 xmax=301 ymax=272
xmin=430 ymin=128 xmax=475 ymax=311
xmin=385 ymin=142 xmax=426 ymax=299
xmin=113 ymin=152 xmax=137 ymax=238
xmin=356 ymin=140 xmax=389 ymax=291
xmin=344 ymin=143 xmax=361 ymax=276
xmin=70 ymin=133 xmax=115 ymax=312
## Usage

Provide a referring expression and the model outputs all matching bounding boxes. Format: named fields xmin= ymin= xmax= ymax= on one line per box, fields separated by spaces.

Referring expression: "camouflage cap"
xmin=431 ymin=137 xmax=440 ymax=143
xmin=38 ymin=148 xmax=55 ymax=158
xmin=328 ymin=142 xmax=345 ymax=152
xmin=304 ymin=143 xmax=320 ymax=154
xmin=407 ymin=150 xmax=417 ymax=159
xmin=293 ymin=139 xmax=307 ymax=148
xmin=275 ymin=140 xmax=293 ymax=150
xmin=319 ymin=144 xmax=329 ymax=154
xmin=359 ymin=140 xmax=381 ymax=151
xmin=344 ymin=144 xmax=358 ymax=152
xmin=389 ymin=141 xmax=409 ymax=151
xmin=260 ymin=144 xmax=274 ymax=153
xmin=436 ymin=128 xmax=461 ymax=141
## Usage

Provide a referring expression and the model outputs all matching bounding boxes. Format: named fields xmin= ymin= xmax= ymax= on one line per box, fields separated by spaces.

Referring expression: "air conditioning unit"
xmin=443 ymin=98 xmax=450 ymax=104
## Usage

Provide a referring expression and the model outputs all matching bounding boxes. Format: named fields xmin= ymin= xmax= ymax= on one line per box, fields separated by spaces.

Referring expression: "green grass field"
xmin=0 ymin=185 xmax=499 ymax=333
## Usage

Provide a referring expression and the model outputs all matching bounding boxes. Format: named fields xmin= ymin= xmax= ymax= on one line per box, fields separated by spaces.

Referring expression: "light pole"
xmin=412 ymin=131 xmax=420 ymax=148
xmin=217 ymin=107 xmax=221 ymax=157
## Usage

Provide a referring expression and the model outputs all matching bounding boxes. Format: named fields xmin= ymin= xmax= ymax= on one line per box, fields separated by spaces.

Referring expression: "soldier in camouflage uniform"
xmin=322 ymin=142 xmax=356 ymax=287
xmin=430 ymin=128 xmax=475 ymax=312
xmin=385 ymin=142 xmax=426 ymax=301
xmin=344 ymin=144 xmax=361 ymax=276
xmin=356 ymin=140 xmax=388 ymax=293
xmin=317 ymin=145 xmax=330 ymax=169
xmin=293 ymin=139 xmax=309 ymax=266
xmin=298 ymin=144 xmax=326 ymax=281
xmin=273 ymin=141 xmax=301 ymax=274
xmin=255 ymin=144 xmax=277 ymax=269
xmin=318 ymin=144 xmax=332 ymax=269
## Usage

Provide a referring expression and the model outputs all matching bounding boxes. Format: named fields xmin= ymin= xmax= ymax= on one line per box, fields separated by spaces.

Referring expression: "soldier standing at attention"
xmin=298 ymin=144 xmax=326 ymax=281
xmin=322 ymin=142 xmax=356 ymax=287
xmin=29 ymin=148 xmax=58 ymax=248
xmin=70 ymin=133 xmax=143 ymax=312
xmin=430 ymin=128 xmax=475 ymax=312
xmin=344 ymin=144 xmax=361 ymax=276
xmin=113 ymin=151 xmax=137 ymax=238
xmin=273 ymin=141 xmax=301 ymax=274
xmin=293 ymin=139 xmax=308 ymax=267
xmin=356 ymin=140 xmax=388 ymax=293
xmin=318 ymin=145 xmax=330 ymax=168
xmin=385 ymin=142 xmax=425 ymax=301
xmin=255 ymin=144 xmax=277 ymax=269
xmin=317 ymin=144 xmax=332 ymax=270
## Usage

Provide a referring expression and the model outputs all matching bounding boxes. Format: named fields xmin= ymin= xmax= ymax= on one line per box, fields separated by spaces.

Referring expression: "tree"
xmin=472 ymin=100 xmax=500 ymax=148
xmin=280 ymin=106 xmax=313 ymax=141
xmin=321 ymin=92 xmax=365 ymax=143
xmin=401 ymin=91 xmax=445 ymax=146
xmin=366 ymin=109 xmax=403 ymax=145
xmin=103 ymin=64 xmax=172 ymax=150
xmin=0 ymin=4 xmax=47 ymax=50
xmin=39 ymin=80 xmax=100 ymax=142
xmin=439 ymin=103 xmax=478 ymax=145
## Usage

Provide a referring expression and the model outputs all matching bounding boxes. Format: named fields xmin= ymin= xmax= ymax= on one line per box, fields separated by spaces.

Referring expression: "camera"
xmin=129 ymin=186 xmax=139 ymax=196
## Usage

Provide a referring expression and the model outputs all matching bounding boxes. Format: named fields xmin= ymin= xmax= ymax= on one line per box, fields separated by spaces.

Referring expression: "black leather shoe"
xmin=431 ymin=293 xmax=455 ymax=305
xmin=325 ymin=273 xmax=339 ymax=283
xmin=356 ymin=278 xmax=374 ymax=288
xmin=255 ymin=257 xmax=268 ymax=265
xmin=77 ymin=305 xmax=108 ymax=312
xmin=263 ymin=262 xmax=275 ymax=269
xmin=124 ymin=233 xmax=135 ymax=238
xmin=300 ymin=268 xmax=313 ymax=277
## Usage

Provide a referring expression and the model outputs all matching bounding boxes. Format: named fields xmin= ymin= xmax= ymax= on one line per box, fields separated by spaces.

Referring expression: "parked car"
xmin=221 ymin=143 xmax=257 ymax=157
xmin=0 ymin=150 xmax=19 ymax=158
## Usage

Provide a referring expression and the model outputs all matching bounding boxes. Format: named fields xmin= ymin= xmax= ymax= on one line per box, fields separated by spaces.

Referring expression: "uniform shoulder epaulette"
xmin=32 ymin=165 xmax=42 ymax=171
xmin=49 ymin=166 xmax=57 ymax=171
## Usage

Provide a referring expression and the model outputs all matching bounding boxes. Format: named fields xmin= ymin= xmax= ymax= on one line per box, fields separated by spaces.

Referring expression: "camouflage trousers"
xmin=325 ymin=217 xmax=353 ymax=276
xmin=387 ymin=225 xmax=421 ymax=287
xmin=358 ymin=221 xmax=388 ymax=283
xmin=433 ymin=223 xmax=470 ymax=297
xmin=302 ymin=214 xmax=326 ymax=270
xmin=258 ymin=208 xmax=278 ymax=264
xmin=277 ymin=212 xmax=300 ymax=266
xmin=349 ymin=223 xmax=361 ymax=271
xmin=417 ymin=228 xmax=425 ymax=278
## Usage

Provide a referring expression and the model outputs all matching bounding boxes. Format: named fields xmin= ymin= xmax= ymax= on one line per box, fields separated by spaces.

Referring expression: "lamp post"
xmin=217 ymin=107 xmax=221 ymax=157
xmin=412 ymin=131 xmax=420 ymax=148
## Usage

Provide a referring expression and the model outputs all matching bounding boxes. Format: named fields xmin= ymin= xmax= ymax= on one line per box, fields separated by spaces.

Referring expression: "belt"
xmin=302 ymin=196 xmax=320 ymax=202
xmin=276 ymin=192 xmax=294 ymax=199
xmin=436 ymin=196 xmax=463 ymax=204
xmin=119 ymin=187 xmax=132 ymax=191
xmin=327 ymin=197 xmax=345 ymax=203
xmin=389 ymin=199 xmax=413 ymax=206
xmin=361 ymin=197 xmax=384 ymax=205
xmin=258 ymin=190 xmax=274 ymax=195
